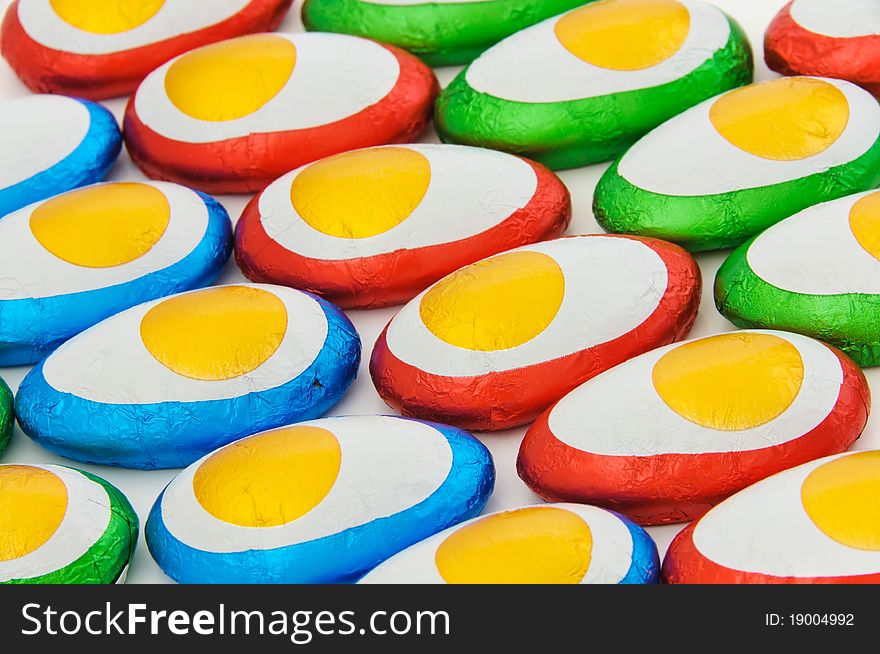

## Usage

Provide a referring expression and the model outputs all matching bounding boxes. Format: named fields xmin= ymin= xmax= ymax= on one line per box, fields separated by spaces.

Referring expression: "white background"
xmin=2 ymin=0 xmax=867 ymax=584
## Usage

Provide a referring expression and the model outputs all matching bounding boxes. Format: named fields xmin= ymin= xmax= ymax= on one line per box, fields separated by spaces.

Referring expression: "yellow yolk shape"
xmin=709 ymin=78 xmax=850 ymax=161
xmin=50 ymin=0 xmax=165 ymax=34
xmin=0 ymin=466 xmax=68 ymax=561
xmin=652 ymin=333 xmax=804 ymax=431
xmin=140 ymin=286 xmax=288 ymax=381
xmin=435 ymin=507 xmax=592 ymax=584
xmin=165 ymin=35 xmax=297 ymax=122
xmin=802 ymin=451 xmax=880 ymax=552
xmin=291 ymin=147 xmax=432 ymax=239
xmin=419 ymin=251 xmax=565 ymax=351
xmin=554 ymin=0 xmax=690 ymax=71
xmin=29 ymin=183 xmax=171 ymax=268
xmin=849 ymin=191 xmax=880 ymax=261
xmin=193 ymin=426 xmax=342 ymax=528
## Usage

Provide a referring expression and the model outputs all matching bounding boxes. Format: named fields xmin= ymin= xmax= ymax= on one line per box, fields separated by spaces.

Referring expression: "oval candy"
xmin=595 ymin=76 xmax=880 ymax=252
xmin=765 ymin=0 xmax=880 ymax=97
xmin=716 ymin=191 xmax=880 ymax=368
xmin=0 ymin=464 xmax=137 ymax=584
xmin=0 ymin=181 xmax=233 ymax=366
xmin=235 ymin=144 xmax=571 ymax=309
xmin=0 ymin=94 xmax=120 ymax=218
xmin=434 ymin=0 xmax=753 ymax=170
xmin=370 ymin=235 xmax=701 ymax=431
xmin=14 ymin=284 xmax=361 ymax=469
xmin=359 ymin=503 xmax=659 ymax=584
xmin=0 ymin=377 xmax=11 ymax=455
xmin=146 ymin=415 xmax=495 ymax=584
xmin=518 ymin=330 xmax=870 ymax=526
xmin=664 ymin=450 xmax=880 ymax=583
xmin=124 ymin=32 xmax=438 ymax=194
xmin=1 ymin=0 xmax=294 ymax=99
xmin=302 ymin=0 xmax=588 ymax=67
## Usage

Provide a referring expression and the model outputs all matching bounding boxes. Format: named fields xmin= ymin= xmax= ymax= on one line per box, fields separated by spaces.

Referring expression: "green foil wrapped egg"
xmin=301 ymin=0 xmax=588 ymax=67
xmin=0 ymin=464 xmax=138 ymax=584
xmin=435 ymin=0 xmax=752 ymax=170
xmin=595 ymin=76 xmax=880 ymax=251
xmin=716 ymin=190 xmax=880 ymax=367
xmin=0 ymin=377 xmax=10 ymax=455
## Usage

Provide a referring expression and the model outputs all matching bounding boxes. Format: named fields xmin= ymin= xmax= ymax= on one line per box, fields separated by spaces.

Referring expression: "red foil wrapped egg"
xmin=124 ymin=32 xmax=438 ymax=194
xmin=235 ymin=144 xmax=571 ymax=309
xmin=664 ymin=451 xmax=880 ymax=583
xmin=518 ymin=331 xmax=870 ymax=525
xmin=370 ymin=235 xmax=701 ymax=432
xmin=1 ymin=0 xmax=294 ymax=99
xmin=765 ymin=0 xmax=880 ymax=96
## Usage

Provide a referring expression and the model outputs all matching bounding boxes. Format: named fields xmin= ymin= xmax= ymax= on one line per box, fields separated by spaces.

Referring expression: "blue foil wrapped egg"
xmin=360 ymin=503 xmax=659 ymax=584
xmin=0 ymin=94 xmax=120 ymax=217
xmin=145 ymin=415 xmax=495 ymax=583
xmin=14 ymin=284 xmax=361 ymax=469
xmin=0 ymin=181 xmax=232 ymax=366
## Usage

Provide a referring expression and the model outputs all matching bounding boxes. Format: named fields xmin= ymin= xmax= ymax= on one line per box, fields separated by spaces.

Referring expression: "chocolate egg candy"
xmin=0 ymin=94 xmax=120 ymax=218
xmin=518 ymin=331 xmax=870 ymax=526
xmin=664 ymin=451 xmax=880 ymax=583
xmin=1 ymin=0 xmax=294 ymax=99
xmin=0 ymin=377 xmax=11 ymax=455
xmin=370 ymin=235 xmax=701 ymax=431
xmin=360 ymin=503 xmax=659 ymax=584
xmin=716 ymin=190 xmax=880 ymax=366
xmin=0 ymin=464 xmax=137 ymax=584
xmin=595 ymin=77 xmax=880 ymax=251
xmin=146 ymin=415 xmax=495 ymax=584
xmin=235 ymin=144 xmax=571 ymax=309
xmin=435 ymin=0 xmax=752 ymax=170
xmin=302 ymin=0 xmax=588 ymax=67
xmin=766 ymin=0 xmax=880 ymax=97
xmin=124 ymin=32 xmax=438 ymax=194
xmin=0 ymin=181 xmax=232 ymax=366
xmin=14 ymin=284 xmax=361 ymax=469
